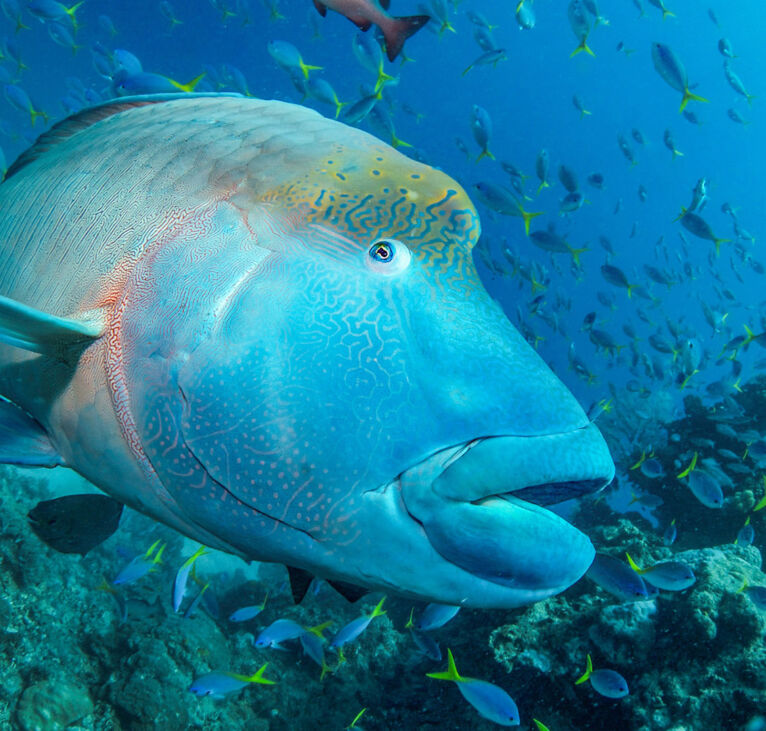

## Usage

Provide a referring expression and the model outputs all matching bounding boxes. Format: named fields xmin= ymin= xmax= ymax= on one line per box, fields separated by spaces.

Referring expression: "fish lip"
xmin=401 ymin=426 xmax=614 ymax=505
xmin=395 ymin=425 xmax=614 ymax=595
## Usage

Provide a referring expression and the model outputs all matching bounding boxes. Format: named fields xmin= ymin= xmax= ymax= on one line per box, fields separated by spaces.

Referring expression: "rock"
xmin=16 ymin=679 xmax=93 ymax=731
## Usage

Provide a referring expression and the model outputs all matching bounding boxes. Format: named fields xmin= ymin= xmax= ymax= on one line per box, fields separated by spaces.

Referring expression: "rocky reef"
xmin=490 ymin=518 xmax=766 ymax=731
xmin=2 ymin=377 xmax=766 ymax=730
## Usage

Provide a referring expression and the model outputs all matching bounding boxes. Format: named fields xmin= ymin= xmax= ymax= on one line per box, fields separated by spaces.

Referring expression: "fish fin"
xmin=181 ymin=545 xmax=209 ymax=569
xmin=714 ymin=237 xmax=730 ymax=256
xmin=680 ymin=88 xmax=708 ymax=112
xmin=333 ymin=99 xmax=348 ymax=119
xmin=0 ymin=295 xmax=104 ymax=355
xmin=536 ymin=180 xmax=550 ymax=195
xmin=476 ymin=148 xmax=495 ymax=162
xmin=312 ymin=0 xmax=327 ymax=17
xmin=570 ymin=38 xmax=594 ymax=58
xmin=245 ymin=663 xmax=277 ymax=685
xmin=369 ymin=596 xmax=386 ymax=618
xmin=287 ymin=565 xmax=314 ymax=604
xmin=381 ymin=15 xmax=431 ymax=62
xmin=574 ymin=654 xmax=593 ymax=684
xmin=662 ymin=9 xmax=675 ymax=20
xmin=754 ymin=493 xmax=766 ymax=512
xmin=145 ymin=538 xmax=162 ymax=559
xmin=0 ymin=397 xmax=62 ymax=467
xmin=299 ymin=62 xmax=322 ymax=79
xmin=405 ymin=607 xmax=415 ymax=629
xmin=676 ymin=451 xmax=697 ymax=478
xmin=171 ymin=72 xmax=206 ymax=93
xmin=521 ymin=208 xmax=544 ymax=236
xmin=426 ymin=648 xmax=462 ymax=682
xmin=625 ymin=552 xmax=644 ymax=574
xmin=306 ymin=619 xmax=333 ymax=637
xmin=327 ymin=579 xmax=370 ymax=602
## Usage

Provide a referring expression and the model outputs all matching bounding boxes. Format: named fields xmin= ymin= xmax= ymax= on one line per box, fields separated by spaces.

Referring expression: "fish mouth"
xmin=397 ymin=423 xmax=614 ymax=600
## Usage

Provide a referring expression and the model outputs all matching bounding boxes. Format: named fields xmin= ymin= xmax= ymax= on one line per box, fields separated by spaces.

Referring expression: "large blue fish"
xmin=0 ymin=94 xmax=613 ymax=608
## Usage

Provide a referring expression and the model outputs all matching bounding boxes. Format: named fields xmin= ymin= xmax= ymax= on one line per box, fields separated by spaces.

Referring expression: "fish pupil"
xmin=370 ymin=241 xmax=394 ymax=262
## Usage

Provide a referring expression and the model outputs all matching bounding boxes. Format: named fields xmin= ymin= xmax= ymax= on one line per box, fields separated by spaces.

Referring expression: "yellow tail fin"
xmin=476 ymin=148 xmax=495 ymax=162
xmin=171 ymin=72 xmax=206 ymax=93
xmin=574 ymin=654 xmax=593 ymax=684
xmin=571 ymin=38 xmax=595 ymax=58
xmin=426 ymin=648 xmax=462 ymax=682
xmin=625 ymin=552 xmax=644 ymax=574
xmin=244 ymin=663 xmax=276 ymax=685
xmin=680 ymin=88 xmax=708 ymax=112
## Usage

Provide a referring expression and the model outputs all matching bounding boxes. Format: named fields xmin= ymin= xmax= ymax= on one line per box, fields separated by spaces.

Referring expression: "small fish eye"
xmin=365 ymin=237 xmax=411 ymax=275
xmin=369 ymin=240 xmax=394 ymax=263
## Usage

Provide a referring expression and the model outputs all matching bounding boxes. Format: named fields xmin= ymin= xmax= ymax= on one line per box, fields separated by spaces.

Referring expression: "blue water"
xmin=2 ymin=1 xmax=766 ymax=728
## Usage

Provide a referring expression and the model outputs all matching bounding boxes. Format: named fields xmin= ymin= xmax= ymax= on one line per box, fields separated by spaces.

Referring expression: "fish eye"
xmin=369 ymin=241 xmax=394 ymax=262
xmin=366 ymin=238 xmax=411 ymax=275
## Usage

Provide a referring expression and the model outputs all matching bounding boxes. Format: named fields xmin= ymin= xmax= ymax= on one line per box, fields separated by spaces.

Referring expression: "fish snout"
xmin=400 ymin=425 xmax=614 ymax=598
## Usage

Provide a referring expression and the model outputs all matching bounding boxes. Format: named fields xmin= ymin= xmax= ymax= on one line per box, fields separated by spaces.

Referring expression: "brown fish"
xmin=313 ymin=0 xmax=430 ymax=61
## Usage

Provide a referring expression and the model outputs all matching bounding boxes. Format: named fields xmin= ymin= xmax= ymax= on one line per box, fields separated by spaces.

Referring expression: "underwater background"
xmin=1 ymin=0 xmax=766 ymax=729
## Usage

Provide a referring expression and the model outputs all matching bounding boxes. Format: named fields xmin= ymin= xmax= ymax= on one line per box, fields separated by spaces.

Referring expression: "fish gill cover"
xmin=0 ymin=1 xmax=765 ymax=730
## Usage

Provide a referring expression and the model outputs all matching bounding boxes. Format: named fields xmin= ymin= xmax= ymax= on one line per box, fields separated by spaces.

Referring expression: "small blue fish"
xmin=299 ymin=623 xmax=333 ymax=678
xmin=113 ymin=49 xmax=143 ymax=76
xmin=307 ymin=77 xmax=346 ymax=118
xmin=113 ymin=539 xmax=165 ymax=586
xmin=266 ymin=40 xmax=321 ymax=79
xmin=229 ymin=593 xmax=268 ymax=623
xmin=427 ymin=649 xmax=519 ymax=726
xmin=173 ymin=545 xmax=208 ymax=613
xmin=26 ymin=0 xmax=84 ymax=30
xmin=254 ymin=618 xmax=306 ymax=649
xmin=662 ymin=519 xmax=677 ymax=546
xmin=575 ymin=654 xmax=629 ymax=698
xmin=3 ymin=84 xmax=47 ymax=127
xmin=189 ymin=664 xmax=275 ymax=698
xmin=687 ymin=470 xmax=724 ymax=509
xmin=740 ymin=581 xmax=766 ymax=611
xmin=411 ymin=629 xmax=441 ymax=662
xmin=640 ymin=458 xmax=665 ymax=479
xmin=586 ymin=553 xmax=648 ymax=602
xmin=183 ymin=582 xmax=209 ymax=619
xmin=470 ymin=105 xmax=494 ymax=161
xmin=97 ymin=13 xmax=117 ymax=36
xmin=626 ymin=554 xmax=695 ymax=591
xmin=735 ymin=517 xmax=754 ymax=547
xmin=415 ymin=603 xmax=461 ymax=631
xmin=330 ymin=596 xmax=386 ymax=650
xmin=112 ymin=70 xmax=205 ymax=96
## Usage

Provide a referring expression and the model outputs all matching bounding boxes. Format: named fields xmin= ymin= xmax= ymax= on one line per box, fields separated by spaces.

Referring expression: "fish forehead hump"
xmin=0 ymin=95 xmax=478 ymax=319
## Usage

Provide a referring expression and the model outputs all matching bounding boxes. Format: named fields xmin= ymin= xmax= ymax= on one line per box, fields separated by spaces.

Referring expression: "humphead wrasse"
xmin=0 ymin=94 xmax=614 ymax=608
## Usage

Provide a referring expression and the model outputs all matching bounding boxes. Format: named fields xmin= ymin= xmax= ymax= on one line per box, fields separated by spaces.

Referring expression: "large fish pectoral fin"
xmin=0 ymin=295 xmax=105 ymax=355
xmin=0 ymin=397 xmax=62 ymax=466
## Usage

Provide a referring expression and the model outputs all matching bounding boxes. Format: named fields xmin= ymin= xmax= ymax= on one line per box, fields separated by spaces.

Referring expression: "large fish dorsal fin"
xmin=0 ymin=295 xmax=105 ymax=354
xmin=5 ymin=93 xmax=241 ymax=180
